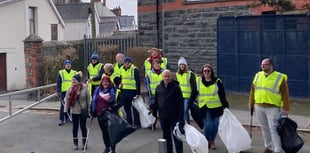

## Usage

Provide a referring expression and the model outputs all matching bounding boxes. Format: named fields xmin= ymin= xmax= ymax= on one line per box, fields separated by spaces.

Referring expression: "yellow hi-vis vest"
xmin=144 ymin=57 xmax=168 ymax=73
xmin=253 ymin=71 xmax=287 ymax=107
xmin=197 ymin=77 xmax=222 ymax=109
xmin=176 ymin=71 xmax=194 ymax=98
xmin=113 ymin=63 xmax=123 ymax=76
xmin=147 ymin=71 xmax=163 ymax=95
xmin=59 ymin=69 xmax=77 ymax=92
xmin=120 ymin=65 xmax=137 ymax=90
xmin=87 ymin=63 xmax=103 ymax=85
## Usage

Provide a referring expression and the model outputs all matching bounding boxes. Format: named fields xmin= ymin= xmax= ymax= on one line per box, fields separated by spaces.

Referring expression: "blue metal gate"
xmin=217 ymin=14 xmax=310 ymax=98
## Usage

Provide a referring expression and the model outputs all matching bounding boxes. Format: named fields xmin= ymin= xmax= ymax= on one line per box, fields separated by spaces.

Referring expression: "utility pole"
xmin=90 ymin=0 xmax=96 ymax=51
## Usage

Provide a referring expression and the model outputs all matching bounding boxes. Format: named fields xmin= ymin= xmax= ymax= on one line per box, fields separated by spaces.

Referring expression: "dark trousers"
xmin=59 ymin=92 xmax=70 ymax=121
xmin=91 ymin=85 xmax=99 ymax=97
xmin=98 ymin=117 xmax=115 ymax=151
xmin=72 ymin=114 xmax=87 ymax=138
xmin=160 ymin=119 xmax=183 ymax=153
xmin=119 ymin=90 xmax=140 ymax=126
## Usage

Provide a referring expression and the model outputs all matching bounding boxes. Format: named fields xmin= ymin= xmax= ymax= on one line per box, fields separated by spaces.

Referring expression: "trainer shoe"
xmin=58 ymin=120 xmax=64 ymax=126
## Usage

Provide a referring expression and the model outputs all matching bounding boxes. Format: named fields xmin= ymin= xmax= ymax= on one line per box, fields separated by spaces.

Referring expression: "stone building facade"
xmin=137 ymin=0 xmax=306 ymax=73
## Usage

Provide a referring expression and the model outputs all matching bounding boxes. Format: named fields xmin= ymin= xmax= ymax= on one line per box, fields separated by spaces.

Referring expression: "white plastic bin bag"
xmin=184 ymin=124 xmax=209 ymax=153
xmin=219 ymin=108 xmax=252 ymax=153
xmin=132 ymin=96 xmax=156 ymax=128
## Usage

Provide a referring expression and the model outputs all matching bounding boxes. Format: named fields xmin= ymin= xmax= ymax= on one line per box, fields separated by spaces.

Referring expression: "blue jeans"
xmin=203 ymin=110 xmax=220 ymax=141
xmin=183 ymin=98 xmax=190 ymax=123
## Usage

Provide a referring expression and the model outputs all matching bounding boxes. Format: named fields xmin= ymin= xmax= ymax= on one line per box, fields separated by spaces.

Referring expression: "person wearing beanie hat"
xmin=56 ymin=59 xmax=77 ymax=126
xmin=64 ymin=70 xmax=90 ymax=150
xmin=123 ymin=56 xmax=132 ymax=63
xmin=87 ymin=52 xmax=104 ymax=97
xmin=119 ymin=55 xmax=142 ymax=128
xmin=73 ymin=71 xmax=82 ymax=82
xmin=91 ymin=52 xmax=100 ymax=61
xmin=143 ymin=48 xmax=168 ymax=75
xmin=176 ymin=57 xmax=198 ymax=124
xmin=64 ymin=59 xmax=72 ymax=66
xmin=178 ymin=57 xmax=187 ymax=66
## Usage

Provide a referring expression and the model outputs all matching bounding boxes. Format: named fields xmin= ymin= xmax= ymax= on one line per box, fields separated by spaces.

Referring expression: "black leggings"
xmin=98 ymin=116 xmax=115 ymax=151
xmin=72 ymin=114 xmax=87 ymax=138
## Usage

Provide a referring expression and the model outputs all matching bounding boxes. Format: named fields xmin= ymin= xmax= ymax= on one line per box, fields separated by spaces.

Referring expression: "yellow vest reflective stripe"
xmin=144 ymin=57 xmax=168 ymax=73
xmin=176 ymin=71 xmax=193 ymax=98
xmin=121 ymin=65 xmax=137 ymax=90
xmin=87 ymin=63 xmax=103 ymax=85
xmin=113 ymin=63 xmax=123 ymax=76
xmin=59 ymin=69 xmax=76 ymax=92
xmin=253 ymin=71 xmax=286 ymax=107
xmin=147 ymin=71 xmax=162 ymax=95
xmin=197 ymin=77 xmax=222 ymax=108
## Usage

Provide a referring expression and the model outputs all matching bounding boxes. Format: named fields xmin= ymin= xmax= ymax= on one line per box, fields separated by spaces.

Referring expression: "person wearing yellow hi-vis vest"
xmin=101 ymin=63 xmax=124 ymax=118
xmin=176 ymin=57 xmax=198 ymax=124
xmin=195 ymin=64 xmax=229 ymax=150
xmin=87 ymin=52 xmax=104 ymax=97
xmin=113 ymin=53 xmax=125 ymax=77
xmin=144 ymin=59 xmax=165 ymax=129
xmin=118 ymin=56 xmax=141 ymax=128
xmin=249 ymin=58 xmax=290 ymax=153
xmin=143 ymin=48 xmax=168 ymax=75
xmin=56 ymin=59 xmax=77 ymax=126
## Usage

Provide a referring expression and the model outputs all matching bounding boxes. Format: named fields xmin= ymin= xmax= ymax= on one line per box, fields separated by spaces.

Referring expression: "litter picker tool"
xmin=57 ymin=96 xmax=72 ymax=122
xmin=83 ymin=117 xmax=93 ymax=153
xmin=250 ymin=107 xmax=254 ymax=138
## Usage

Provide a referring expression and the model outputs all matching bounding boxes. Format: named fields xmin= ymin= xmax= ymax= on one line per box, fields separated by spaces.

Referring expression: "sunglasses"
xmin=204 ymin=69 xmax=211 ymax=73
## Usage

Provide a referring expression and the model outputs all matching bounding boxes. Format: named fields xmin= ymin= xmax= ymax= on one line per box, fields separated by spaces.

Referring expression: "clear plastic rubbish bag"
xmin=219 ymin=108 xmax=252 ymax=153
xmin=184 ymin=124 xmax=209 ymax=153
xmin=132 ymin=96 xmax=156 ymax=128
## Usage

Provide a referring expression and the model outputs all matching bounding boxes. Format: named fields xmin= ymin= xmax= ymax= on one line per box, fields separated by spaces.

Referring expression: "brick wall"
xmin=24 ymin=34 xmax=44 ymax=88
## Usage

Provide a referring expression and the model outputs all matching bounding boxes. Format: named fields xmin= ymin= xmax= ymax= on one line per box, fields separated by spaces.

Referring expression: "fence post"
xmin=158 ymin=139 xmax=167 ymax=153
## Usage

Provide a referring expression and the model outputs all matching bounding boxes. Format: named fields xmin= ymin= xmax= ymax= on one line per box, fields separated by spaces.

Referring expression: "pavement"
xmin=0 ymin=95 xmax=309 ymax=153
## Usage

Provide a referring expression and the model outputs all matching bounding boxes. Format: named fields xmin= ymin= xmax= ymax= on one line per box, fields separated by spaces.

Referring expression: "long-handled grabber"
xmin=250 ymin=107 xmax=254 ymax=138
xmin=57 ymin=96 xmax=72 ymax=122
xmin=83 ymin=117 xmax=93 ymax=153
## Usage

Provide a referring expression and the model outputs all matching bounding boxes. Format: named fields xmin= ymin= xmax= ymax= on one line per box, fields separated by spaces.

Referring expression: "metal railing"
xmin=0 ymin=84 xmax=57 ymax=123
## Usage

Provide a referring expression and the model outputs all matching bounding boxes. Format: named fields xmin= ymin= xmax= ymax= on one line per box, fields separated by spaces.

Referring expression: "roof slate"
xmin=55 ymin=3 xmax=90 ymax=21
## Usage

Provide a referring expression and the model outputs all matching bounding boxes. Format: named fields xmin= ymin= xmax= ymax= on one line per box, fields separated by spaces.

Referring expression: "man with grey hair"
xmin=113 ymin=53 xmax=125 ymax=77
xmin=151 ymin=69 xmax=185 ymax=153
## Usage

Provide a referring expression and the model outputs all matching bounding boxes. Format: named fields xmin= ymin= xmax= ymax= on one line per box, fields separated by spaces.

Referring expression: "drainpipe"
xmin=156 ymin=0 xmax=160 ymax=48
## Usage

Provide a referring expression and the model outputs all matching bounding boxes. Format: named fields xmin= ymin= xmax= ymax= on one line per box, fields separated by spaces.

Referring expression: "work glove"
xmin=57 ymin=92 xmax=62 ymax=98
xmin=178 ymin=120 xmax=185 ymax=134
xmin=90 ymin=111 xmax=97 ymax=118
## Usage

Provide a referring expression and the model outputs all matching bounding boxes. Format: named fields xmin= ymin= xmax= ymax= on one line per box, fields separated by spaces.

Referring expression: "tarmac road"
xmin=0 ymin=108 xmax=309 ymax=153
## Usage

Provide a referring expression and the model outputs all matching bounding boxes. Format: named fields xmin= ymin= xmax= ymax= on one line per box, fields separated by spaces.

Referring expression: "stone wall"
xmin=138 ymin=1 xmax=250 ymax=73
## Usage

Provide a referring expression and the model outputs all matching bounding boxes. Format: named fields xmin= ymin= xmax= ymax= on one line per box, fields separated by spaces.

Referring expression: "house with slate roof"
xmin=56 ymin=1 xmax=119 ymax=40
xmin=0 ymin=0 xmax=65 ymax=91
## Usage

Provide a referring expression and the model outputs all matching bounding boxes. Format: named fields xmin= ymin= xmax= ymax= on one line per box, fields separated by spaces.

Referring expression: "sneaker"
xmin=58 ymin=120 xmax=64 ymax=126
xmin=263 ymin=148 xmax=273 ymax=153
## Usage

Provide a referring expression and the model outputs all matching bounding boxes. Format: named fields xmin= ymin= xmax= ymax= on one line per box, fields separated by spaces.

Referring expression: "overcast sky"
xmin=82 ymin=0 xmax=138 ymax=22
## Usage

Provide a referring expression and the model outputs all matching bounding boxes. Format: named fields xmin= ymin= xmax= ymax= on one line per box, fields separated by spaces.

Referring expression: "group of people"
xmin=56 ymin=47 xmax=291 ymax=153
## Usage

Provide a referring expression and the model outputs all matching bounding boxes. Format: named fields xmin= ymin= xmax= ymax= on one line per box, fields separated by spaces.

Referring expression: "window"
xmin=51 ymin=24 xmax=58 ymax=40
xmin=29 ymin=7 xmax=36 ymax=34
